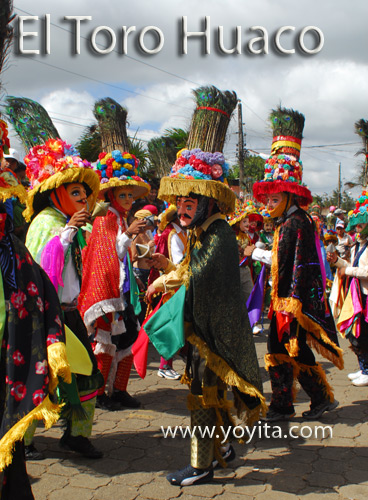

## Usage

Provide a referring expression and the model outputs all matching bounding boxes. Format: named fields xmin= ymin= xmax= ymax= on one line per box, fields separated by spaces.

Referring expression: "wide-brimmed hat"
xmin=158 ymin=148 xmax=236 ymax=214
xmin=253 ymin=107 xmax=312 ymax=208
xmin=23 ymin=138 xmax=100 ymax=221
xmin=228 ymin=199 xmax=262 ymax=226
xmin=96 ymin=150 xmax=150 ymax=200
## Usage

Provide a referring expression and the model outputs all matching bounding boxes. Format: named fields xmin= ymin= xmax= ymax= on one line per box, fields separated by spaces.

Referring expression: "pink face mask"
xmin=176 ymin=197 xmax=199 ymax=228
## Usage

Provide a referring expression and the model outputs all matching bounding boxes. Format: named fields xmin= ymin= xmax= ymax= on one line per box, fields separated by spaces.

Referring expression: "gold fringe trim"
xmin=187 ymin=392 xmax=233 ymax=411
xmin=180 ymin=370 xmax=192 ymax=387
xmin=24 ymin=167 xmax=100 ymax=221
xmin=285 ymin=337 xmax=299 ymax=357
xmin=298 ymin=362 xmax=334 ymax=403
xmin=186 ymin=331 xmax=267 ymax=421
xmin=158 ymin=177 xmax=236 ymax=215
xmin=0 ymin=185 xmax=28 ymax=204
xmin=47 ymin=342 xmax=72 ymax=393
xmin=98 ymin=177 xmax=150 ymax=200
xmin=271 ymin=227 xmax=344 ymax=370
xmin=0 ymin=395 xmax=61 ymax=471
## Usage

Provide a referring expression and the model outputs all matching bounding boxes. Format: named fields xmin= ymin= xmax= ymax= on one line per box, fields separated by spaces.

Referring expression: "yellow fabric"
xmin=336 ymin=285 xmax=355 ymax=337
xmin=271 ymin=140 xmax=301 ymax=153
xmin=65 ymin=325 xmax=93 ymax=376
xmin=0 ymin=395 xmax=62 ymax=471
xmin=47 ymin=341 xmax=72 ymax=393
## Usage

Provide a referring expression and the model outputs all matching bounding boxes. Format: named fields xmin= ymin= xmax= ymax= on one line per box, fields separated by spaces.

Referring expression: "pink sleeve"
xmin=40 ymin=236 xmax=65 ymax=291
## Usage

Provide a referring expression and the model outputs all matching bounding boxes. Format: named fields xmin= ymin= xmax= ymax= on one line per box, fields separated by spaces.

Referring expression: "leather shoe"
xmin=25 ymin=443 xmax=45 ymax=461
xmin=111 ymin=390 xmax=141 ymax=408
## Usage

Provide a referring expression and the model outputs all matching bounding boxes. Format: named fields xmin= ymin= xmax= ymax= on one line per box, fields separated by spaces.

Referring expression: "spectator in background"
xmin=336 ymin=221 xmax=353 ymax=260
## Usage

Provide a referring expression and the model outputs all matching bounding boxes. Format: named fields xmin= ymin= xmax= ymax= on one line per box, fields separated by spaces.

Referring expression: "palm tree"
xmin=147 ymin=127 xmax=188 ymax=177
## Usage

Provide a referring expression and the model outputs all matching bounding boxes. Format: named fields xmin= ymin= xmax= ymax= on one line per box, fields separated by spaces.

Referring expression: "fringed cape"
xmin=0 ymin=235 xmax=71 ymax=471
xmin=271 ymin=208 xmax=343 ymax=368
xmin=184 ymin=218 xmax=266 ymax=421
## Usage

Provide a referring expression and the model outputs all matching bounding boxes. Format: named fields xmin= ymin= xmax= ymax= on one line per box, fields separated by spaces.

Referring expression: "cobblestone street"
xmin=28 ymin=332 xmax=368 ymax=500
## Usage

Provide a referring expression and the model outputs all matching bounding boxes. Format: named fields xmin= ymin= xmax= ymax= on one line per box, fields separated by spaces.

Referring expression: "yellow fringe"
xmin=47 ymin=342 xmax=72 ymax=393
xmin=285 ymin=337 xmax=299 ymax=357
xmin=0 ymin=395 xmax=62 ymax=471
xmin=180 ymin=370 xmax=192 ymax=387
xmin=298 ymin=362 xmax=334 ymax=403
xmin=0 ymin=184 xmax=28 ymax=204
xmin=158 ymin=177 xmax=236 ymax=215
xmin=24 ymin=167 xmax=100 ymax=221
xmin=98 ymin=176 xmax=150 ymax=200
xmin=271 ymin=227 xmax=344 ymax=370
xmin=186 ymin=330 xmax=267 ymax=420
xmin=187 ymin=392 xmax=233 ymax=411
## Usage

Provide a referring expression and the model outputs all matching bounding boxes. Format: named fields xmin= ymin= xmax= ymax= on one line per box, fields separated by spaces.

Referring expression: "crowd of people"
xmin=1 ymin=105 xmax=368 ymax=497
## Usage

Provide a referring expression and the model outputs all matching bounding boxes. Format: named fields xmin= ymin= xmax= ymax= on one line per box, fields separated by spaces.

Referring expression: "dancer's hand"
xmin=243 ymin=244 xmax=255 ymax=257
xmin=127 ymin=219 xmax=147 ymax=236
xmin=150 ymin=253 xmax=169 ymax=271
xmin=146 ymin=284 xmax=157 ymax=303
xmin=327 ymin=251 xmax=338 ymax=264
xmin=67 ymin=209 xmax=92 ymax=228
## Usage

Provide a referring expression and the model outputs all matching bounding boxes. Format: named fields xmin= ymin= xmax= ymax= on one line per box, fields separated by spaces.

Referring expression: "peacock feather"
xmin=269 ymin=106 xmax=305 ymax=139
xmin=4 ymin=96 xmax=60 ymax=149
xmin=93 ymin=97 xmax=129 ymax=153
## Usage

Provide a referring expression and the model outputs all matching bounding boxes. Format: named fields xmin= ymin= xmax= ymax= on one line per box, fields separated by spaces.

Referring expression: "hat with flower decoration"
xmin=96 ymin=150 xmax=150 ymax=200
xmin=228 ymin=199 xmax=262 ymax=226
xmin=253 ymin=106 xmax=312 ymax=207
xmin=23 ymin=138 xmax=100 ymax=221
xmin=323 ymin=229 xmax=338 ymax=245
xmin=0 ymin=121 xmax=27 ymax=204
xmin=158 ymin=148 xmax=236 ymax=214
xmin=260 ymin=206 xmax=274 ymax=223
xmin=346 ymin=190 xmax=368 ymax=231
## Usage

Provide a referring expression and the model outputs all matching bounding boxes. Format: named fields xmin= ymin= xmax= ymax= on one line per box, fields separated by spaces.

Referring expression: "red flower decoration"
xmin=13 ymin=350 xmax=25 ymax=366
xmin=36 ymin=360 xmax=48 ymax=375
xmin=27 ymin=282 xmax=38 ymax=296
xmin=32 ymin=389 xmax=45 ymax=406
xmin=18 ymin=308 xmax=29 ymax=320
xmin=11 ymin=290 xmax=27 ymax=310
xmin=11 ymin=382 xmax=27 ymax=401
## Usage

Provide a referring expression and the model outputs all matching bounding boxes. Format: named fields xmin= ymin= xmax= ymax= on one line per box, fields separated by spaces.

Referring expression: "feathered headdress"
xmin=253 ymin=106 xmax=312 ymax=207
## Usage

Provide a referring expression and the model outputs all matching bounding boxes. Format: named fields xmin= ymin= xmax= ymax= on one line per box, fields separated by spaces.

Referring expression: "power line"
xmin=16 ymin=57 xmax=193 ymax=111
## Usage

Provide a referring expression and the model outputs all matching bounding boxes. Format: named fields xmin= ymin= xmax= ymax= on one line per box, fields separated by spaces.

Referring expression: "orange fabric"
xmin=79 ymin=211 xmax=122 ymax=319
xmin=114 ymin=354 xmax=133 ymax=391
xmin=50 ymin=185 xmax=77 ymax=217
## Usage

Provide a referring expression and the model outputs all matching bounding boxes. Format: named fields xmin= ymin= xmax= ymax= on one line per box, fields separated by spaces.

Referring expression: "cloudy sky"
xmin=2 ymin=0 xmax=368 ymax=196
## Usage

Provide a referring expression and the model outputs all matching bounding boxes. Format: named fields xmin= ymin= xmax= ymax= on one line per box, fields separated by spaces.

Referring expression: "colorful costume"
xmin=148 ymin=148 xmax=265 ymax=485
xmin=0 ymin=125 xmax=71 ymax=499
xmin=253 ymin=106 xmax=343 ymax=421
xmin=78 ymin=151 xmax=150 ymax=410
xmin=334 ymin=190 xmax=368 ymax=386
xmin=23 ymin=138 xmax=103 ymax=458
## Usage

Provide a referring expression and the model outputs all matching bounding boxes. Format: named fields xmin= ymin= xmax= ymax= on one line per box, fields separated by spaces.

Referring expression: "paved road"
xmin=28 ymin=330 xmax=368 ymax=500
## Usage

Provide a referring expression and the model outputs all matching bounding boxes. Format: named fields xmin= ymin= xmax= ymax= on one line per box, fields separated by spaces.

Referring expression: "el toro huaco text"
xmin=17 ymin=15 xmax=324 ymax=56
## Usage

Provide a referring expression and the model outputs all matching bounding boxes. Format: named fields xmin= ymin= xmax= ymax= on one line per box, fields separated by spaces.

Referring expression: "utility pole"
xmin=338 ymin=162 xmax=342 ymax=208
xmin=237 ymin=100 xmax=245 ymax=195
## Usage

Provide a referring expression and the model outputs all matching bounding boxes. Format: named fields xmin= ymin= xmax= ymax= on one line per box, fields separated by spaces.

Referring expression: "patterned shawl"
xmin=271 ymin=207 xmax=343 ymax=368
